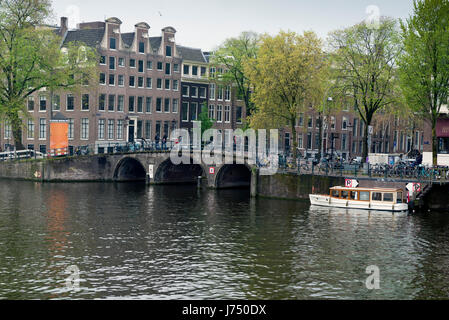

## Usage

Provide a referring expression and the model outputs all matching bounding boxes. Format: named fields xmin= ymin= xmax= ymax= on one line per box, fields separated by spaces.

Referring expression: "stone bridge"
xmin=1 ymin=151 xmax=448 ymax=210
xmin=0 ymin=151 xmax=256 ymax=189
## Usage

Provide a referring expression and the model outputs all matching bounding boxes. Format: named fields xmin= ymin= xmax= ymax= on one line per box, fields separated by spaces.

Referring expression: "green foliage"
xmin=245 ymin=30 xmax=328 ymax=160
xmin=0 ymin=0 xmax=98 ymax=149
xmin=198 ymin=102 xmax=214 ymax=135
xmin=210 ymin=31 xmax=259 ymax=115
xmin=398 ymin=0 xmax=449 ymax=165
xmin=328 ymin=17 xmax=402 ymax=160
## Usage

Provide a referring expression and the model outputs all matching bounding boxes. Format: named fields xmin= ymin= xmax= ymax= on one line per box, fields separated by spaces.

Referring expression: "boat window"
xmin=372 ymin=192 xmax=382 ymax=201
xmin=383 ymin=193 xmax=393 ymax=202
xmin=397 ymin=192 xmax=403 ymax=204
xmin=350 ymin=191 xmax=358 ymax=200
xmin=341 ymin=191 xmax=349 ymax=199
xmin=331 ymin=190 xmax=340 ymax=198
xmin=360 ymin=192 xmax=370 ymax=201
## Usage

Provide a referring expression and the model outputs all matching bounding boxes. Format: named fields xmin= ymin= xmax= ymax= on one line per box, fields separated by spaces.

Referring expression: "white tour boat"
xmin=309 ymin=186 xmax=409 ymax=212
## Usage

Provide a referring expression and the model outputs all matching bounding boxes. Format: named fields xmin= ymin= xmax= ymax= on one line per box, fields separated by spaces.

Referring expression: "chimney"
xmin=60 ymin=17 xmax=68 ymax=36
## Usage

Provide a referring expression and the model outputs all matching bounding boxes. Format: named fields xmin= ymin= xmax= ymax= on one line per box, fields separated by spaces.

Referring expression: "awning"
xmin=436 ymin=118 xmax=449 ymax=137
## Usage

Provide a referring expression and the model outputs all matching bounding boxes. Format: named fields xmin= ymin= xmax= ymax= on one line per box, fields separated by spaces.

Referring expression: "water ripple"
xmin=1 ymin=182 xmax=449 ymax=299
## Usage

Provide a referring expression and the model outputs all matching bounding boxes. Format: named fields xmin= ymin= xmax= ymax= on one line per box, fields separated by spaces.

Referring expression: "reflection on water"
xmin=0 ymin=181 xmax=449 ymax=300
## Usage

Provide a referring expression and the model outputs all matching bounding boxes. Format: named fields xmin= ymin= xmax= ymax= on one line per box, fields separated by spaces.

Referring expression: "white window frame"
xmin=216 ymin=105 xmax=223 ymax=123
xmin=181 ymin=102 xmax=189 ymax=122
xmin=39 ymin=118 xmax=46 ymax=140
xmin=108 ymin=119 xmax=115 ymax=140
xmin=182 ymin=85 xmax=189 ymax=97
xmin=27 ymin=119 xmax=34 ymax=140
xmin=209 ymin=83 xmax=215 ymax=100
xmin=98 ymin=119 xmax=105 ymax=140
xmin=208 ymin=105 xmax=215 ymax=119
xmin=225 ymin=86 xmax=231 ymax=101
xmin=81 ymin=118 xmax=89 ymax=140
xmin=224 ymin=105 xmax=231 ymax=123
xmin=118 ymin=74 xmax=124 ymax=87
xmin=172 ymin=99 xmax=178 ymax=113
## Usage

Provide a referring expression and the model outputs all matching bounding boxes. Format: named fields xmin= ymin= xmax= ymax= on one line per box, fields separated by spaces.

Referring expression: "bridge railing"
xmin=0 ymin=150 xmax=45 ymax=162
xmin=273 ymin=155 xmax=449 ymax=183
xmin=71 ymin=140 xmax=177 ymax=157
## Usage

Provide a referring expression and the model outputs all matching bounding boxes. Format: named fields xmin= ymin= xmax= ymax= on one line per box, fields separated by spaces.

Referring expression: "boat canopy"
xmin=330 ymin=186 xmax=402 ymax=193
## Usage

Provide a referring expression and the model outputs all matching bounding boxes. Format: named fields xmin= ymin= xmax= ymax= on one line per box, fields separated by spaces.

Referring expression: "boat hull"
xmin=309 ymin=194 xmax=409 ymax=212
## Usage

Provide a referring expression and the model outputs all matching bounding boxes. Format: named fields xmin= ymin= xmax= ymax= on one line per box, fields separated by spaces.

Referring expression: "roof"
xmin=149 ymin=36 xmax=162 ymax=52
xmin=177 ymin=45 xmax=206 ymax=63
xmin=203 ymin=51 xmax=213 ymax=63
xmin=331 ymin=187 xmax=402 ymax=192
xmin=63 ymin=28 xmax=105 ymax=47
xmin=121 ymin=32 xmax=135 ymax=47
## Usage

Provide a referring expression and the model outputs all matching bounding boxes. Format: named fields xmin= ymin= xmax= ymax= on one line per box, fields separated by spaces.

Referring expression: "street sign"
xmin=407 ymin=183 xmax=421 ymax=193
xmin=209 ymin=167 xmax=215 ymax=175
xmin=345 ymin=179 xmax=359 ymax=188
xmin=368 ymin=126 xmax=374 ymax=135
xmin=414 ymin=183 xmax=421 ymax=193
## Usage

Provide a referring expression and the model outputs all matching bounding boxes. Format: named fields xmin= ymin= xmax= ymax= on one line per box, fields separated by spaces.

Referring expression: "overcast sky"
xmin=51 ymin=0 xmax=414 ymax=51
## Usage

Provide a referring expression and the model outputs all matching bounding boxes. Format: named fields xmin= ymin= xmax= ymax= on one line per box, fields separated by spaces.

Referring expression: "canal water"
xmin=0 ymin=180 xmax=449 ymax=300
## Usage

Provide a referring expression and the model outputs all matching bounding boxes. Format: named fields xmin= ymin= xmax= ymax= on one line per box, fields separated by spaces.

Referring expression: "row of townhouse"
xmin=0 ymin=16 xmax=425 ymax=159
xmin=0 ymin=16 xmax=247 ymax=154
xmin=280 ymin=107 xmax=425 ymax=161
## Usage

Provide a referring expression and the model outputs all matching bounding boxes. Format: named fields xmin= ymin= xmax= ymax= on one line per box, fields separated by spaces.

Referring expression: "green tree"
xmin=0 ymin=0 xmax=98 ymax=149
xmin=198 ymin=102 xmax=214 ymax=136
xmin=398 ymin=0 xmax=449 ymax=166
xmin=328 ymin=17 xmax=402 ymax=161
xmin=245 ymin=30 xmax=328 ymax=163
xmin=210 ymin=31 xmax=259 ymax=117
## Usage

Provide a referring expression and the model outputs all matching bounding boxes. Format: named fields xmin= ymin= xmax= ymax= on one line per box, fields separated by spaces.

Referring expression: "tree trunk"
xmin=362 ymin=120 xmax=370 ymax=163
xmin=432 ymin=124 xmax=438 ymax=167
xmin=10 ymin=113 xmax=25 ymax=150
xmin=318 ymin=112 xmax=323 ymax=160
xmin=362 ymin=113 xmax=374 ymax=163
xmin=291 ymin=119 xmax=298 ymax=167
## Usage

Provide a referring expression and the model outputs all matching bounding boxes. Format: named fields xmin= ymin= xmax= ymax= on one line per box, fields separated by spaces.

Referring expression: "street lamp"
xmin=330 ymin=133 xmax=339 ymax=161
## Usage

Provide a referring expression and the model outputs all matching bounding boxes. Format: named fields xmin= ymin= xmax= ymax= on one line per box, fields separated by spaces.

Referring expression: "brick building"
xmin=5 ymin=17 xmax=182 ymax=154
xmin=178 ymin=46 xmax=209 ymax=132
xmin=281 ymin=106 xmax=424 ymax=161
xmin=0 ymin=16 xmax=424 ymax=160
xmin=422 ymin=105 xmax=449 ymax=166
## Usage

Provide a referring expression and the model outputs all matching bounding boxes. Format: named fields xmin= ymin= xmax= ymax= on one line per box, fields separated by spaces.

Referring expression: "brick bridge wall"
xmin=0 ymin=152 xmax=255 ymax=189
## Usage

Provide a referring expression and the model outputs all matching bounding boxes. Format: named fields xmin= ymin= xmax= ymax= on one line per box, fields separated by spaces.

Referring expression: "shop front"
xmin=423 ymin=117 xmax=449 ymax=166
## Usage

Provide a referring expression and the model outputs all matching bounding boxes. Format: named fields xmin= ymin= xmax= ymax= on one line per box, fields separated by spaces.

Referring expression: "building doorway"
xmin=128 ymin=119 xmax=136 ymax=143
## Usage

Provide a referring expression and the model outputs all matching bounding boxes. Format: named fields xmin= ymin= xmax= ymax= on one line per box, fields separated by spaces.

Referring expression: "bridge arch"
xmin=215 ymin=164 xmax=252 ymax=189
xmin=154 ymin=158 xmax=205 ymax=185
xmin=113 ymin=157 xmax=147 ymax=182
